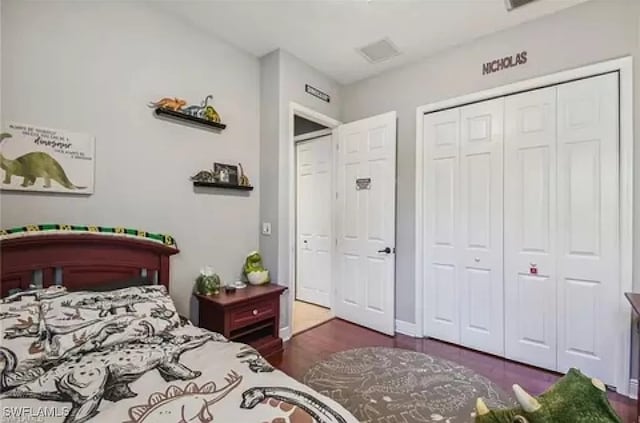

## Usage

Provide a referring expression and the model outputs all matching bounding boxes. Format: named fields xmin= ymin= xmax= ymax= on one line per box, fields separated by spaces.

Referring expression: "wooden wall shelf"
xmin=154 ymin=108 xmax=227 ymax=130
xmin=193 ymin=181 xmax=253 ymax=191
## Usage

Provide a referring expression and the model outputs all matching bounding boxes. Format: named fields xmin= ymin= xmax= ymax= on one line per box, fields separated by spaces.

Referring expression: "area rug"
xmin=303 ymin=347 xmax=514 ymax=423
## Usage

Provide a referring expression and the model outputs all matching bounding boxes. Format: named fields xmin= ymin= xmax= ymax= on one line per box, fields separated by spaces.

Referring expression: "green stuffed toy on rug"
xmin=475 ymin=368 xmax=621 ymax=423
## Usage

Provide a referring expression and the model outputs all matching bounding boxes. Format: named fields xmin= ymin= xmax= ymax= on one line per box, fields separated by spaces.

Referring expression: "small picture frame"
xmin=214 ymin=162 xmax=238 ymax=185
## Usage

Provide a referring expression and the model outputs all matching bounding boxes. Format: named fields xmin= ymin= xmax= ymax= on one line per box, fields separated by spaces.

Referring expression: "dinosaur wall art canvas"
xmin=1 ymin=122 xmax=95 ymax=194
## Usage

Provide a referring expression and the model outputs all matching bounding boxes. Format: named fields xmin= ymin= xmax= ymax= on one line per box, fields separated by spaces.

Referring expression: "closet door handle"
xmin=378 ymin=247 xmax=392 ymax=254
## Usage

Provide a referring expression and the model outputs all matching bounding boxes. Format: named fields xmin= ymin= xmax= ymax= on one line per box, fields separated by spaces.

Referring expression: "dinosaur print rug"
xmin=0 ymin=292 xmax=357 ymax=423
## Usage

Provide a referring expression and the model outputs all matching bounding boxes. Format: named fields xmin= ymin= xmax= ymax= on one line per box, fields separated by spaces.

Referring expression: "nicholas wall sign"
xmin=482 ymin=51 xmax=528 ymax=75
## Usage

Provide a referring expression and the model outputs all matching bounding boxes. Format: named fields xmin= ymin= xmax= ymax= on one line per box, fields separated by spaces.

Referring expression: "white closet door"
xmin=504 ymin=87 xmax=558 ymax=370
xmin=556 ymin=73 xmax=619 ymax=385
xmin=458 ymin=98 xmax=505 ymax=355
xmin=423 ymin=109 xmax=461 ymax=343
xmin=296 ymin=135 xmax=332 ymax=307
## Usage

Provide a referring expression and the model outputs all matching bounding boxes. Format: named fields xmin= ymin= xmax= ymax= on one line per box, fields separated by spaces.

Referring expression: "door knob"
xmin=378 ymin=247 xmax=392 ymax=254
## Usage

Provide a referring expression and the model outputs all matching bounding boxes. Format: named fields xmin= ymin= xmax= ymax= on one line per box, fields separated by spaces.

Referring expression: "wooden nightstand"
xmin=196 ymin=284 xmax=287 ymax=357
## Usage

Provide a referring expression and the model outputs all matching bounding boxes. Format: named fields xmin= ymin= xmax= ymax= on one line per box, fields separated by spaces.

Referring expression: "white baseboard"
xmin=629 ymin=379 xmax=638 ymax=399
xmin=280 ymin=326 xmax=292 ymax=342
xmin=283 ymin=320 xmax=417 ymax=338
xmin=395 ymin=319 xmax=418 ymax=337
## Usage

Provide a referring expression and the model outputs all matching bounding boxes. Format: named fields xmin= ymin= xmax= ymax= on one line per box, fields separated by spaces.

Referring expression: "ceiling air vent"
xmin=505 ymin=0 xmax=538 ymax=10
xmin=357 ymin=38 xmax=401 ymax=64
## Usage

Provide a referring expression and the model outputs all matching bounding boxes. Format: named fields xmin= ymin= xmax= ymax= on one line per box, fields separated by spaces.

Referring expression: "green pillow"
xmin=475 ymin=368 xmax=621 ymax=423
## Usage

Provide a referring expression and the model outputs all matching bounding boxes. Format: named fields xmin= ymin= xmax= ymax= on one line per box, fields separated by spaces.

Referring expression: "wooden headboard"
xmin=0 ymin=234 xmax=179 ymax=296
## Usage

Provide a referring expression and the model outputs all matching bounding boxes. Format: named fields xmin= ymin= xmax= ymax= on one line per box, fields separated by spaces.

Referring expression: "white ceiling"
xmin=158 ymin=0 xmax=588 ymax=84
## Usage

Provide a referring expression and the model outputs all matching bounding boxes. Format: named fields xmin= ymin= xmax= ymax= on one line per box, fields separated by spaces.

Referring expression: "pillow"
xmin=66 ymin=276 xmax=152 ymax=292
xmin=0 ymin=286 xmax=68 ymax=384
xmin=2 ymin=285 xmax=67 ymax=303
xmin=39 ymin=285 xmax=181 ymax=359
xmin=475 ymin=368 xmax=620 ymax=423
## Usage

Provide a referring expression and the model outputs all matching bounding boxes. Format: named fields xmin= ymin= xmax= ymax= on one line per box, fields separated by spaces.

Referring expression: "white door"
xmin=504 ymin=86 xmax=558 ymax=370
xmin=295 ymin=135 xmax=332 ymax=308
xmin=422 ymin=108 xmax=461 ymax=343
xmin=458 ymin=98 xmax=505 ymax=356
xmin=556 ymin=73 xmax=619 ymax=385
xmin=335 ymin=111 xmax=396 ymax=335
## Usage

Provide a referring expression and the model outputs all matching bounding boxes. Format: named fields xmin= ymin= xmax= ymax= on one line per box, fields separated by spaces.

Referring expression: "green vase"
xmin=196 ymin=274 xmax=221 ymax=295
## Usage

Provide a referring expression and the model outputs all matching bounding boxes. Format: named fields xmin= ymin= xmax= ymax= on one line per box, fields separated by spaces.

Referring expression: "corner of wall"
xmin=259 ymin=50 xmax=282 ymax=281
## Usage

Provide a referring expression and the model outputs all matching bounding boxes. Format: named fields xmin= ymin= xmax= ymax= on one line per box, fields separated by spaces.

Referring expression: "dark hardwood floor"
xmin=270 ymin=318 xmax=636 ymax=423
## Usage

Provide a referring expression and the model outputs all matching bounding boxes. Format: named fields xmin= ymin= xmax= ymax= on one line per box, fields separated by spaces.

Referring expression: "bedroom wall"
xmin=259 ymin=49 xmax=342 ymax=332
xmin=0 ymin=0 xmax=261 ymax=320
xmin=342 ymin=0 xmax=640 ymax=326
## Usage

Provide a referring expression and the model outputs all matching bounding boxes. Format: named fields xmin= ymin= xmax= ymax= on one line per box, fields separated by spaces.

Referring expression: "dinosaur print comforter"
xmin=0 ymin=288 xmax=358 ymax=423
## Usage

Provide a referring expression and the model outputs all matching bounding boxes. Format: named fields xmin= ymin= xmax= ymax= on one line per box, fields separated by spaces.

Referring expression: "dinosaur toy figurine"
xmin=180 ymin=94 xmax=212 ymax=118
xmin=238 ymin=163 xmax=250 ymax=186
xmin=200 ymin=95 xmax=221 ymax=123
xmin=203 ymin=105 xmax=221 ymax=123
xmin=148 ymin=97 xmax=187 ymax=111
xmin=181 ymin=95 xmax=222 ymax=124
xmin=243 ymin=251 xmax=269 ymax=285
xmin=475 ymin=368 xmax=621 ymax=423
xmin=0 ymin=133 xmax=86 ymax=190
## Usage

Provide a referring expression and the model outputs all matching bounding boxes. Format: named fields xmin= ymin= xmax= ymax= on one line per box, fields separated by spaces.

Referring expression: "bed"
xmin=0 ymin=229 xmax=357 ymax=423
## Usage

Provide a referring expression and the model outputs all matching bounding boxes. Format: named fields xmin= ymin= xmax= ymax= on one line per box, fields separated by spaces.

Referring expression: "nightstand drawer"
xmin=229 ymin=300 xmax=276 ymax=330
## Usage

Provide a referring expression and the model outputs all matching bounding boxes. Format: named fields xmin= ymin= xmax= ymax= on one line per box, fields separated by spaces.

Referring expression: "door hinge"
xmin=335 ymin=192 xmax=339 ymax=199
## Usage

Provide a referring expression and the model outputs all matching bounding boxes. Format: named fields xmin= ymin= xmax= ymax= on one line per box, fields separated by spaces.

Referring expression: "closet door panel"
xmin=423 ymin=109 xmax=461 ymax=343
xmin=504 ymin=86 xmax=557 ymax=370
xmin=459 ymin=98 xmax=504 ymax=355
xmin=557 ymin=73 xmax=619 ymax=385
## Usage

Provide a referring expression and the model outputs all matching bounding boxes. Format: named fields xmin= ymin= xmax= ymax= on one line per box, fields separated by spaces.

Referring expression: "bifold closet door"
xmin=423 ymin=73 xmax=619 ymax=378
xmin=423 ymin=99 xmax=505 ymax=355
xmin=504 ymin=86 xmax=558 ymax=370
xmin=423 ymin=109 xmax=461 ymax=343
xmin=556 ymin=73 xmax=619 ymax=385
xmin=458 ymin=99 xmax=505 ymax=356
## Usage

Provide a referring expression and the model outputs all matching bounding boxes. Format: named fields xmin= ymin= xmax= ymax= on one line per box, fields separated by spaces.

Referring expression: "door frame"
xmin=414 ymin=56 xmax=634 ymax=396
xmin=286 ymin=102 xmax=341 ymax=338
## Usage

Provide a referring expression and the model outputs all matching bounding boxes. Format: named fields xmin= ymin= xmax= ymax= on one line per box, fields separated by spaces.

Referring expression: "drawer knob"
xmin=252 ymin=309 xmax=258 ymax=316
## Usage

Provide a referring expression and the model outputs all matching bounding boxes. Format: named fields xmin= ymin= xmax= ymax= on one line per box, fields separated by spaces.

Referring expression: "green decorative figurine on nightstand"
xmin=244 ymin=251 xmax=270 ymax=285
xmin=475 ymin=368 xmax=621 ymax=423
xmin=195 ymin=266 xmax=221 ymax=295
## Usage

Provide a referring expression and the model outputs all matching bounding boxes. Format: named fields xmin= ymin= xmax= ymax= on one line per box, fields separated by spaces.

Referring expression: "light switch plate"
xmin=262 ymin=222 xmax=272 ymax=236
